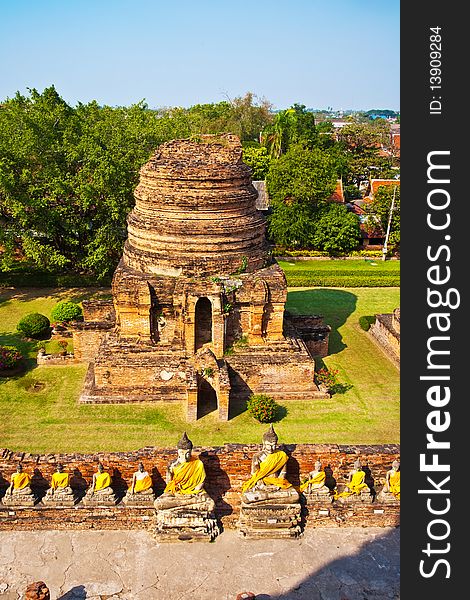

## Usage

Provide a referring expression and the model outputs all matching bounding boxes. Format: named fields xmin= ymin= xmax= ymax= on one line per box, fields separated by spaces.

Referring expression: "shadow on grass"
xmin=286 ymin=288 xmax=358 ymax=355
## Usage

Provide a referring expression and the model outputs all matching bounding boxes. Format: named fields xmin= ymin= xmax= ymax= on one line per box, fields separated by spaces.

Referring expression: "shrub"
xmin=50 ymin=301 xmax=83 ymax=323
xmin=0 ymin=346 xmax=23 ymax=370
xmin=17 ymin=313 xmax=51 ymax=339
xmin=359 ymin=315 xmax=376 ymax=331
xmin=246 ymin=394 xmax=279 ymax=423
xmin=316 ymin=367 xmax=339 ymax=389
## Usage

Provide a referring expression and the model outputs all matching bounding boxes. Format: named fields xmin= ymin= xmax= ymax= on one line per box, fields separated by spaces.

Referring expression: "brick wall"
xmin=0 ymin=444 xmax=400 ymax=530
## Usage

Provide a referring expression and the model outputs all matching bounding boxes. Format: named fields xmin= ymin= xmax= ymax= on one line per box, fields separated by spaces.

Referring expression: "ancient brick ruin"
xmin=76 ymin=134 xmax=330 ymax=419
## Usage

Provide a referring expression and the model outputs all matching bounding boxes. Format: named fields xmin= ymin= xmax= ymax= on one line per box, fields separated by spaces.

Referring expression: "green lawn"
xmin=279 ymin=258 xmax=400 ymax=287
xmin=0 ymin=285 xmax=399 ymax=453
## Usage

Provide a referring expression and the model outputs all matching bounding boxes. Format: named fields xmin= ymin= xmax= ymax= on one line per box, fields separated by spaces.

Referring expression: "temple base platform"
xmin=238 ymin=502 xmax=302 ymax=539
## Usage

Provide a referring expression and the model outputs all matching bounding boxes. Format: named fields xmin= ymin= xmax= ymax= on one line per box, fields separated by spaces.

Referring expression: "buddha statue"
xmin=335 ymin=457 xmax=372 ymax=502
xmin=83 ymin=462 xmax=117 ymax=505
xmin=154 ymin=432 xmax=219 ymax=541
xmin=241 ymin=425 xmax=299 ymax=505
xmin=377 ymin=459 xmax=400 ymax=502
xmin=2 ymin=462 xmax=36 ymax=506
xmin=43 ymin=463 xmax=75 ymax=505
xmin=238 ymin=425 xmax=302 ymax=538
xmin=155 ymin=432 xmax=213 ymax=511
xmin=300 ymin=459 xmax=333 ymax=501
xmin=123 ymin=461 xmax=154 ymax=504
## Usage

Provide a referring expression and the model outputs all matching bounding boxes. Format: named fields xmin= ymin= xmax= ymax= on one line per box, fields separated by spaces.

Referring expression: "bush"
xmin=246 ymin=394 xmax=279 ymax=423
xmin=0 ymin=346 xmax=23 ymax=370
xmin=359 ymin=315 xmax=376 ymax=331
xmin=50 ymin=301 xmax=83 ymax=323
xmin=316 ymin=367 xmax=339 ymax=389
xmin=285 ymin=273 xmax=400 ymax=287
xmin=17 ymin=313 xmax=51 ymax=339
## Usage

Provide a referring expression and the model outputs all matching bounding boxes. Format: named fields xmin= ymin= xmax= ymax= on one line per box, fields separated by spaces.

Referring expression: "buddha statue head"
xmin=97 ymin=462 xmax=104 ymax=473
xmin=353 ymin=458 xmax=362 ymax=471
xmin=137 ymin=461 xmax=145 ymax=472
xmin=177 ymin=431 xmax=193 ymax=462
xmin=16 ymin=462 xmax=23 ymax=473
xmin=56 ymin=463 xmax=64 ymax=473
xmin=262 ymin=424 xmax=278 ymax=454
xmin=314 ymin=459 xmax=322 ymax=472
xmin=392 ymin=460 xmax=400 ymax=471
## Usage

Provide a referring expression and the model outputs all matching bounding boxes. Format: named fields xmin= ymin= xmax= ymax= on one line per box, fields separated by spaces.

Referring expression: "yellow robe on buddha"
xmin=164 ymin=457 xmax=205 ymax=495
xmin=51 ymin=472 xmax=69 ymax=489
xmin=335 ymin=470 xmax=369 ymax=498
xmin=11 ymin=472 xmax=31 ymax=489
xmin=388 ymin=471 xmax=400 ymax=499
xmin=300 ymin=470 xmax=326 ymax=492
xmin=242 ymin=450 xmax=292 ymax=493
xmin=134 ymin=473 xmax=152 ymax=493
xmin=94 ymin=472 xmax=111 ymax=491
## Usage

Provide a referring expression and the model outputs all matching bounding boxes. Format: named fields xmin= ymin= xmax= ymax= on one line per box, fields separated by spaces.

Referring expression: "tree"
xmin=365 ymin=185 xmax=400 ymax=252
xmin=266 ymin=145 xmax=339 ymax=247
xmin=0 ymin=87 xmax=163 ymax=279
xmin=311 ymin=204 xmax=361 ymax=253
xmin=260 ymin=104 xmax=317 ymax=158
xmin=241 ymin=145 xmax=271 ymax=180
xmin=266 ymin=145 xmax=338 ymax=205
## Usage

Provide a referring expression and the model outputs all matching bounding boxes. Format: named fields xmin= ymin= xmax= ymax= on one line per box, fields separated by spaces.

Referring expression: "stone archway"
xmin=195 ymin=297 xmax=212 ymax=351
xmin=197 ymin=378 xmax=218 ymax=418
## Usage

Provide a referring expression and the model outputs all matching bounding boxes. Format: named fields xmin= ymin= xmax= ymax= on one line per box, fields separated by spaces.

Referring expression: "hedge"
xmin=285 ymin=274 xmax=400 ymax=287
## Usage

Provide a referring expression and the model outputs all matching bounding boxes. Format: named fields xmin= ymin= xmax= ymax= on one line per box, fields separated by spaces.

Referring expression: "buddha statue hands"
xmin=241 ymin=425 xmax=299 ymax=505
xmin=154 ymin=432 xmax=213 ymax=510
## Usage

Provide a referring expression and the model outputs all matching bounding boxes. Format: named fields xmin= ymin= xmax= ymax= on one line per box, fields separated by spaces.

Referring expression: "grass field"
xmin=279 ymin=258 xmax=400 ymax=287
xmin=0 ymin=283 xmax=399 ymax=452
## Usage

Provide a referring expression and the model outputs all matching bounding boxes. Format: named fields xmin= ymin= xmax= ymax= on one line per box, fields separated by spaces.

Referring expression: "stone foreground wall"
xmin=0 ymin=444 xmax=400 ymax=530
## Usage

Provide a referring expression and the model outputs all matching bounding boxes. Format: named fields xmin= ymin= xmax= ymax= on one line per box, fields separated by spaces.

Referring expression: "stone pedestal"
xmin=122 ymin=491 xmax=155 ymax=507
xmin=238 ymin=502 xmax=302 ymax=539
xmin=42 ymin=491 xmax=77 ymax=507
xmin=336 ymin=488 xmax=373 ymax=504
xmin=376 ymin=490 xmax=400 ymax=504
xmin=154 ymin=497 xmax=219 ymax=541
xmin=81 ymin=491 xmax=118 ymax=507
xmin=1 ymin=492 xmax=37 ymax=507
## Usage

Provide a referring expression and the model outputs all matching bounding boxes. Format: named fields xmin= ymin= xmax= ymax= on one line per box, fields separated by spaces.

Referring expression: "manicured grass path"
xmin=0 ymin=286 xmax=399 ymax=453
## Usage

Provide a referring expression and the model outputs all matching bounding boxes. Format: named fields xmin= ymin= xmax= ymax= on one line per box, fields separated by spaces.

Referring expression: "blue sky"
xmin=0 ymin=0 xmax=399 ymax=111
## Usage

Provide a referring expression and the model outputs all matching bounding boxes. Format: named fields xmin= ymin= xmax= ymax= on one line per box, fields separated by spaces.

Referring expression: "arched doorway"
xmin=195 ymin=297 xmax=212 ymax=351
xmin=197 ymin=378 xmax=218 ymax=418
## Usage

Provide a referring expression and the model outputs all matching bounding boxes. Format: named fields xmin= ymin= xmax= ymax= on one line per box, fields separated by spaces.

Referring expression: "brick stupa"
xmin=76 ymin=134 xmax=329 ymax=419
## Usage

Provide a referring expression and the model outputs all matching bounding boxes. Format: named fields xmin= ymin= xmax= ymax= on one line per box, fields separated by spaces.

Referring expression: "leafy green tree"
xmin=242 ymin=145 xmax=271 ymax=180
xmin=261 ymin=104 xmax=317 ymax=158
xmin=266 ymin=145 xmax=338 ymax=205
xmin=365 ymin=185 xmax=400 ymax=251
xmin=311 ymin=204 xmax=361 ymax=253
xmin=266 ymin=145 xmax=338 ymax=247
xmin=0 ymin=87 xmax=162 ymax=279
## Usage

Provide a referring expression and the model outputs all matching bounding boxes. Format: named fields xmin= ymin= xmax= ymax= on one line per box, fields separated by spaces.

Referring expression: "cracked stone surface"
xmin=0 ymin=527 xmax=399 ymax=599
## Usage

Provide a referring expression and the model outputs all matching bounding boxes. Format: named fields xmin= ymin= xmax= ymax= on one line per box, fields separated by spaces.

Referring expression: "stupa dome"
xmin=122 ymin=134 xmax=269 ymax=277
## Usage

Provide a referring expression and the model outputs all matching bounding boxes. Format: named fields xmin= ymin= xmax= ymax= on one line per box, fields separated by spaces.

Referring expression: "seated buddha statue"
xmin=154 ymin=432 xmax=214 ymax=511
xmin=123 ymin=461 xmax=154 ymax=504
xmin=3 ymin=462 xmax=36 ymax=505
xmin=377 ymin=460 xmax=400 ymax=502
xmin=335 ymin=458 xmax=371 ymax=502
xmin=83 ymin=462 xmax=116 ymax=505
xmin=300 ymin=459 xmax=333 ymax=501
xmin=241 ymin=425 xmax=299 ymax=505
xmin=44 ymin=463 xmax=75 ymax=504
